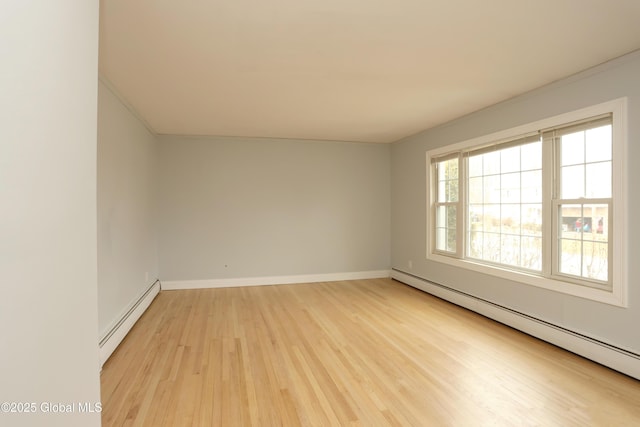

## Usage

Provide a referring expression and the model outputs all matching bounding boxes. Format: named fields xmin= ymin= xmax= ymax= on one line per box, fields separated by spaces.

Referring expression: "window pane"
xmin=436 ymin=228 xmax=456 ymax=252
xmin=468 ymin=230 xmax=482 ymax=258
xmin=585 ymin=125 xmax=612 ymax=163
xmin=469 ymin=177 xmax=483 ymax=203
xmin=469 ymin=205 xmax=483 ymax=231
xmin=501 ymin=235 xmax=520 ymax=267
xmin=521 ymin=170 xmax=542 ymax=203
xmin=447 ymin=179 xmax=459 ymax=202
xmin=469 ymin=155 xmax=483 ymax=177
xmin=560 ymin=238 xmax=582 ymax=277
xmin=593 ymin=210 xmax=608 ymax=238
xmin=561 ymin=131 xmax=585 ymax=166
xmin=582 ymin=204 xmax=608 ymax=240
xmin=586 ymin=162 xmax=611 ymax=198
xmin=446 ymin=229 xmax=457 ymax=252
xmin=447 ymin=205 xmax=457 ymax=229
xmin=521 ymin=236 xmax=542 ymax=270
xmin=436 ymin=228 xmax=446 ymax=251
xmin=522 ymin=204 xmax=542 ymax=236
xmin=501 ymin=204 xmax=520 ymax=234
xmin=501 ymin=172 xmax=520 ymax=203
xmin=438 ymin=180 xmax=446 ymax=202
xmin=447 ymin=158 xmax=459 ymax=179
xmin=435 ymin=205 xmax=457 ymax=253
xmin=468 ymin=209 xmax=483 ymax=258
xmin=583 ymin=241 xmax=608 ymax=281
xmin=437 ymin=205 xmax=446 ymax=227
xmin=483 ymin=204 xmax=500 ymax=233
xmin=521 ymin=141 xmax=542 ymax=171
xmin=559 ymin=204 xmax=582 ymax=238
xmin=436 ymin=228 xmax=457 ymax=253
xmin=557 ymin=203 xmax=609 ymax=283
xmin=437 ymin=158 xmax=458 ymax=203
xmin=560 ymin=123 xmax=612 ymax=202
xmin=501 ymin=146 xmax=520 ymax=174
xmin=482 ymin=233 xmax=501 ymax=263
xmin=438 ymin=161 xmax=446 ymax=181
xmin=483 ymin=175 xmax=500 ymax=203
xmin=561 ymin=165 xmax=585 ymax=199
xmin=483 ymin=151 xmax=500 ymax=175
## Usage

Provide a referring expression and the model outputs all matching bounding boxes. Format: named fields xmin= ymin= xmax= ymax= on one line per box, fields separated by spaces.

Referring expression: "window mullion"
xmin=458 ymin=153 xmax=466 ymax=259
xmin=542 ymin=133 xmax=555 ymax=278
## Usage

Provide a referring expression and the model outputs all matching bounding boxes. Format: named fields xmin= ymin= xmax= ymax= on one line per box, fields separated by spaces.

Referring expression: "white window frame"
xmin=433 ymin=154 xmax=463 ymax=256
xmin=426 ymin=98 xmax=627 ymax=307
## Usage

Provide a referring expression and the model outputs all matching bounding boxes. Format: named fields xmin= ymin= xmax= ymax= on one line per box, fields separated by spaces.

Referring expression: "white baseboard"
xmin=161 ymin=270 xmax=391 ymax=290
xmin=99 ymin=280 xmax=161 ymax=367
xmin=391 ymin=269 xmax=640 ymax=380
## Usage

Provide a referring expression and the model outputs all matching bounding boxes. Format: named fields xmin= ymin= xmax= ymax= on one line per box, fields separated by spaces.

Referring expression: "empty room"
xmin=3 ymin=1 xmax=640 ymax=426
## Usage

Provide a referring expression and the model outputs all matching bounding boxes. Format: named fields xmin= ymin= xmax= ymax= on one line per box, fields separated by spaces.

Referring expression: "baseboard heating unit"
xmin=391 ymin=269 xmax=640 ymax=380
xmin=99 ymin=280 xmax=161 ymax=367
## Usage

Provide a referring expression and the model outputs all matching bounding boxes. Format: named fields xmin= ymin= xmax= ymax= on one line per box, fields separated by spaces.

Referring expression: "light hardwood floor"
xmin=101 ymin=278 xmax=640 ymax=426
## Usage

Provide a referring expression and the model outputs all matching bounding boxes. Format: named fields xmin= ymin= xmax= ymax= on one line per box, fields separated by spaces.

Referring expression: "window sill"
xmin=426 ymin=252 xmax=626 ymax=307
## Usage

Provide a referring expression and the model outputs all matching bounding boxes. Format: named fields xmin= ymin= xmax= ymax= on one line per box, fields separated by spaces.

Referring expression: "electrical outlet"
xmin=408 ymin=260 xmax=413 ymax=270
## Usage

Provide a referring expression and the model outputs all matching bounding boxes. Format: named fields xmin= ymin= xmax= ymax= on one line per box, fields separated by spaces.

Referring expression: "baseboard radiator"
xmin=391 ymin=269 xmax=640 ymax=380
xmin=99 ymin=280 xmax=161 ymax=367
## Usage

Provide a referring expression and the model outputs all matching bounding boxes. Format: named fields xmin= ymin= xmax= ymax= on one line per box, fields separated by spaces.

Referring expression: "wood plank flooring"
xmin=100 ymin=278 xmax=640 ymax=426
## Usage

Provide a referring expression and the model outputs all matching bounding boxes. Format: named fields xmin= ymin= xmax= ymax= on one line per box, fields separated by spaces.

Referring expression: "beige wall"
xmin=97 ymin=80 xmax=159 ymax=338
xmin=158 ymin=136 xmax=390 ymax=281
xmin=0 ymin=1 xmax=101 ymax=426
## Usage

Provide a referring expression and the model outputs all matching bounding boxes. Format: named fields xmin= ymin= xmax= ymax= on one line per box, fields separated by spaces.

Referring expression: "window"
xmin=426 ymin=99 xmax=627 ymax=306
xmin=549 ymin=117 xmax=612 ymax=287
xmin=466 ymin=136 xmax=543 ymax=271
xmin=434 ymin=155 xmax=460 ymax=254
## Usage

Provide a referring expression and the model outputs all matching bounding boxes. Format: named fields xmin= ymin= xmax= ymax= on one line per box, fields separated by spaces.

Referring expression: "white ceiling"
xmin=99 ymin=0 xmax=640 ymax=143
